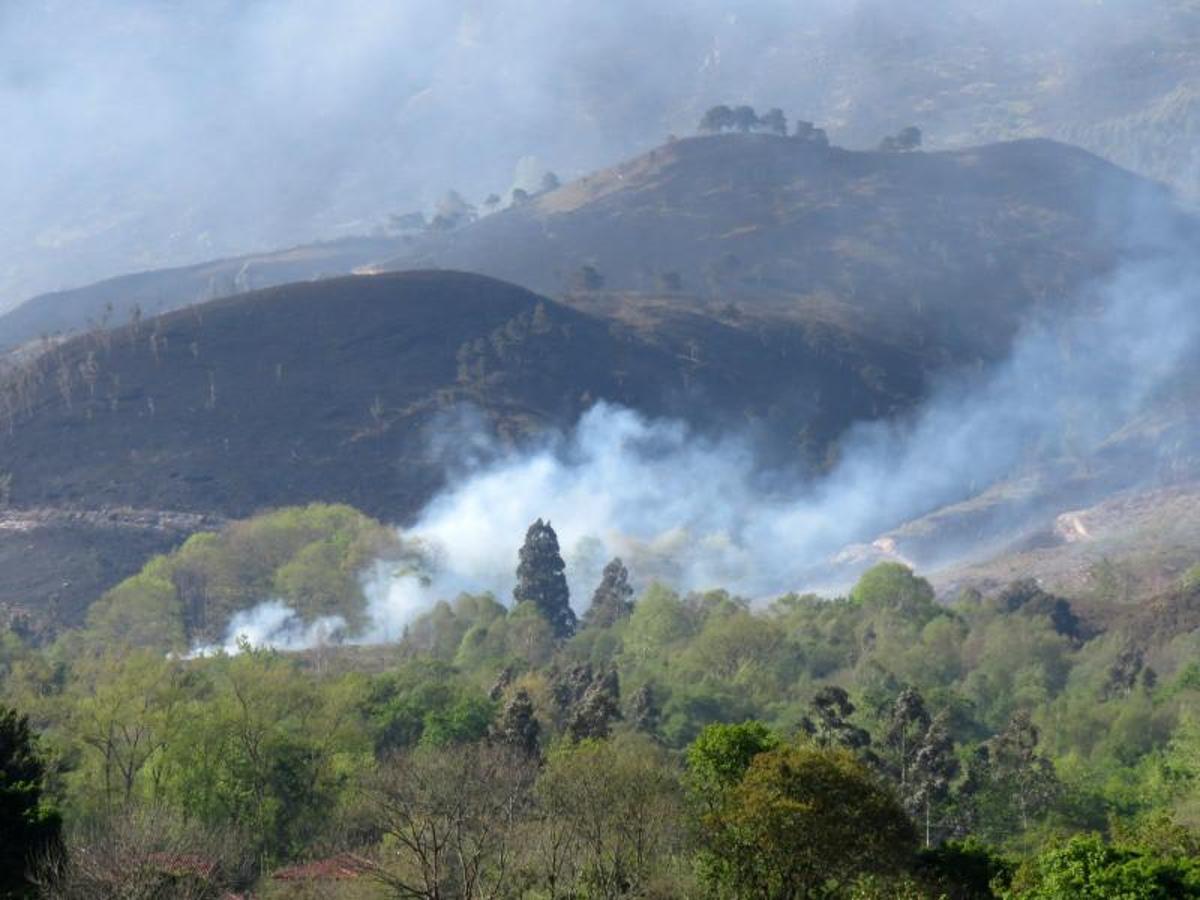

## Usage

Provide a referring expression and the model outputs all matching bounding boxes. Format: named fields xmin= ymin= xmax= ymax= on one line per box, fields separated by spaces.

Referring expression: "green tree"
xmin=885 ymin=687 xmax=931 ymax=804
xmin=911 ymin=712 xmax=960 ymax=848
xmin=686 ymin=720 xmax=780 ymax=806
xmin=851 ymin=563 xmax=939 ymax=623
xmin=582 ymin=558 xmax=634 ymax=630
xmin=698 ymin=742 xmax=917 ymax=899
xmin=514 ymin=519 xmax=576 ymax=639
xmin=1004 ymin=833 xmax=1200 ymax=899
xmin=535 ymin=736 xmax=684 ymax=900
xmin=492 ymin=688 xmax=541 ymax=759
xmin=803 ymin=685 xmax=872 ymax=752
xmin=0 ymin=705 xmax=61 ymax=898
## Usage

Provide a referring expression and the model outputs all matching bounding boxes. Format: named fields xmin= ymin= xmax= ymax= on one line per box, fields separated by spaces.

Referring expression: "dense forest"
xmin=3 ymin=505 xmax=1200 ymax=897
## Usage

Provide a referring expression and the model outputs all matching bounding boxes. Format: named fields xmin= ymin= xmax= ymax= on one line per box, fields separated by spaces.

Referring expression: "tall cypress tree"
xmin=514 ymin=518 xmax=576 ymax=639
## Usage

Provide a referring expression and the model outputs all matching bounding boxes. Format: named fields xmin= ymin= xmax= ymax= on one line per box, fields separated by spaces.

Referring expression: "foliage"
xmin=79 ymin=504 xmax=403 ymax=653
xmin=0 ymin=705 xmax=61 ymax=898
xmin=1004 ymin=833 xmax=1200 ymax=898
xmin=513 ymin=519 xmax=576 ymax=640
xmin=696 ymin=742 xmax=917 ymax=899
xmin=10 ymin=533 xmax=1200 ymax=894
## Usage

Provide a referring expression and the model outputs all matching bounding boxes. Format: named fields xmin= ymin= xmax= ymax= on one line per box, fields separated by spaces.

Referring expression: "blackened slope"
xmin=0 ymin=236 xmax=404 ymax=352
xmin=0 ymin=270 xmax=928 ymax=521
xmin=380 ymin=135 xmax=1178 ymax=364
xmin=0 ymin=272 xmax=652 ymax=518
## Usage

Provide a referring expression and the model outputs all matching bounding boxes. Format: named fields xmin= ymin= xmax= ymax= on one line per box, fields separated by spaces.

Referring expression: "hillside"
xmin=376 ymin=135 xmax=1179 ymax=364
xmin=0 ymin=235 xmax=404 ymax=352
xmin=0 ymin=269 xmax=928 ymax=516
xmin=5 ymin=135 xmax=1185 ymax=371
xmin=1 ymin=136 xmax=1196 ymax=623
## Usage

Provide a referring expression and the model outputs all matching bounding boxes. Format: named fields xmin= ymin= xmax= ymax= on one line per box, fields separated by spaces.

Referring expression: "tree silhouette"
xmin=514 ymin=519 xmax=576 ymax=639
xmin=1 ymin=705 xmax=62 ymax=897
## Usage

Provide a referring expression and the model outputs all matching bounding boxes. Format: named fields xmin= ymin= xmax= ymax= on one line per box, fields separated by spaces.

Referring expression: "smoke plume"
xmin=355 ymin=239 xmax=1200 ymax=641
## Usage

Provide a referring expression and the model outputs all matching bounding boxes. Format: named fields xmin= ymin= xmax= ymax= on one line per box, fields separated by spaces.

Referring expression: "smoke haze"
xmin=5 ymin=0 xmax=1198 ymax=309
xmin=346 ymin=231 xmax=1200 ymax=643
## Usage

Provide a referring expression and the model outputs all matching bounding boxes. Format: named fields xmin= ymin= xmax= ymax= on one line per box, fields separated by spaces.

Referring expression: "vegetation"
xmin=0 ymin=705 xmax=61 ymax=897
xmin=4 ymin=509 xmax=1200 ymax=895
xmin=75 ymin=503 xmax=405 ymax=653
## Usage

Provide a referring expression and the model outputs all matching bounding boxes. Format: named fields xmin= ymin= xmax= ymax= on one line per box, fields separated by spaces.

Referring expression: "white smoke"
xmin=188 ymin=600 xmax=347 ymax=656
xmin=354 ymin=245 xmax=1200 ymax=639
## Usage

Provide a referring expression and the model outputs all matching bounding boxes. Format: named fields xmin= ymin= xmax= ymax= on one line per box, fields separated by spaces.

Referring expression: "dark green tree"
xmin=885 ymin=687 xmax=931 ymax=800
xmin=493 ymin=688 xmax=541 ymax=760
xmin=802 ymin=685 xmax=872 ymax=752
xmin=582 ymin=557 xmax=634 ymax=629
xmin=0 ymin=706 xmax=61 ymax=898
xmin=988 ymin=711 xmax=1059 ymax=835
xmin=911 ymin=712 xmax=960 ymax=848
xmin=567 ymin=669 xmax=622 ymax=742
xmin=514 ymin=519 xmax=576 ymax=639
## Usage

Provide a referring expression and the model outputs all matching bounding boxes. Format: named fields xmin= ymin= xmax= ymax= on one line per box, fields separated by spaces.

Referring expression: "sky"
xmin=2 ymin=0 xmax=1195 ymax=310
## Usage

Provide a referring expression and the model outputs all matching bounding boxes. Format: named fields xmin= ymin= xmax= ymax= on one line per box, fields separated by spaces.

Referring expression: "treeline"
xmin=3 ymin=514 xmax=1200 ymax=896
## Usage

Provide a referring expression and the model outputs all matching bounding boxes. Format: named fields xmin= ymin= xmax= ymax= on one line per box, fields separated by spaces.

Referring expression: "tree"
xmin=731 ymin=105 xmax=759 ymax=133
xmin=0 ymin=706 xmax=61 ymax=898
xmin=802 ymin=685 xmax=872 ymax=752
xmin=879 ymin=126 xmax=922 ymax=152
xmin=759 ymin=107 xmax=787 ymax=136
xmin=850 ymin=563 xmax=940 ymax=623
xmin=627 ymin=683 xmax=660 ymax=737
xmin=32 ymin=807 xmax=252 ymax=900
xmin=698 ymin=743 xmax=917 ymax=899
xmin=492 ymin=688 xmax=541 ymax=760
xmin=534 ymin=736 xmax=684 ymax=900
xmin=567 ymin=669 xmax=622 ymax=742
xmin=911 ymin=713 xmax=960 ymax=848
xmin=794 ymin=120 xmax=830 ymax=146
xmin=581 ymin=558 xmax=634 ymax=630
xmin=1004 ymin=833 xmax=1200 ymax=899
xmin=884 ymin=687 xmax=931 ymax=800
xmin=686 ymin=721 xmax=779 ymax=806
xmin=514 ymin=519 xmax=575 ymax=640
xmin=987 ymin=711 xmax=1059 ymax=835
xmin=698 ymin=105 xmax=735 ymax=133
xmin=362 ymin=743 xmax=537 ymax=900
xmin=540 ymin=171 xmax=560 ymax=192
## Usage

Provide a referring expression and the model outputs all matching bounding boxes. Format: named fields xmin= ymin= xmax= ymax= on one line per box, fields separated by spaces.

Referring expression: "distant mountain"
xmin=0 ymin=236 xmax=404 ymax=352
xmin=8 ymin=135 xmax=1181 ymax=371
xmin=376 ymin=135 xmax=1177 ymax=365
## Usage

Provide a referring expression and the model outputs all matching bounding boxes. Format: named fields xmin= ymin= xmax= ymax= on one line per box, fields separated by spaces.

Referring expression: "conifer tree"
xmin=514 ymin=518 xmax=576 ymax=639
xmin=568 ymin=669 xmax=622 ymax=742
xmin=582 ymin=557 xmax=634 ymax=630
xmin=493 ymin=688 xmax=542 ymax=760
xmin=0 ymin=705 xmax=61 ymax=896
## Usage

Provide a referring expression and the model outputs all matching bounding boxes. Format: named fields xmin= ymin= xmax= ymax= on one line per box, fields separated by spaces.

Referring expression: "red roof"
xmin=271 ymin=852 xmax=372 ymax=882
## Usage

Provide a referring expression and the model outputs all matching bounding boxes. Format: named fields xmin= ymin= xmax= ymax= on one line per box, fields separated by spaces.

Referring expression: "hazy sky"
xmin=1 ymin=0 xmax=1194 ymax=310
